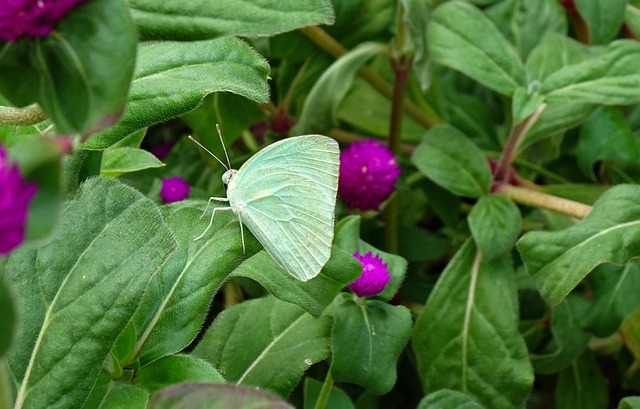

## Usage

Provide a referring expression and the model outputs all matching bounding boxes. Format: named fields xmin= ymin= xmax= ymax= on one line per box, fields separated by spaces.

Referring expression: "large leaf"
xmin=413 ymin=240 xmax=533 ymax=409
xmin=575 ymin=0 xmax=627 ymax=45
xmin=517 ymin=184 xmax=640 ymax=306
xmin=129 ymin=0 xmax=334 ymax=40
xmin=541 ymin=40 xmax=640 ymax=106
xmin=412 ymin=125 xmax=491 ymax=198
xmin=327 ymin=294 xmax=412 ymax=396
xmin=192 ymin=296 xmax=330 ymax=397
xmin=555 ymin=350 xmax=608 ymax=409
xmin=84 ymin=38 xmax=270 ymax=149
xmin=292 ymin=42 xmax=387 ymax=135
xmin=427 ymin=1 xmax=526 ymax=96
xmin=0 ymin=0 xmax=136 ymax=134
xmin=3 ymin=177 xmax=176 ymax=409
xmin=132 ymin=204 xmax=262 ymax=366
xmin=148 ymin=383 xmax=293 ymax=409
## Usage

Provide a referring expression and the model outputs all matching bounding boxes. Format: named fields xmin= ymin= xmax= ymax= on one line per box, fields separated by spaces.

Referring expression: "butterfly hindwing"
xmin=227 ymin=135 xmax=340 ymax=281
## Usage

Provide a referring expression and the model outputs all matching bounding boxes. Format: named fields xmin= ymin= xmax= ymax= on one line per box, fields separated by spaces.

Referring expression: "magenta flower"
xmin=0 ymin=0 xmax=89 ymax=42
xmin=338 ymin=139 xmax=401 ymax=211
xmin=0 ymin=145 xmax=37 ymax=255
xmin=160 ymin=176 xmax=190 ymax=204
xmin=348 ymin=252 xmax=392 ymax=297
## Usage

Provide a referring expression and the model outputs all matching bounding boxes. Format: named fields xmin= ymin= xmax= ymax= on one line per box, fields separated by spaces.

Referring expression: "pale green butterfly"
xmin=189 ymin=126 xmax=340 ymax=282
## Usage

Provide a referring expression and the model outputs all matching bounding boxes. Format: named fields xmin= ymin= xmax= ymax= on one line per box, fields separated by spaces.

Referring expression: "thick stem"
xmin=0 ymin=104 xmax=46 ymax=126
xmin=313 ymin=368 xmax=334 ymax=409
xmin=299 ymin=26 xmax=441 ymax=129
xmin=498 ymin=185 xmax=592 ymax=219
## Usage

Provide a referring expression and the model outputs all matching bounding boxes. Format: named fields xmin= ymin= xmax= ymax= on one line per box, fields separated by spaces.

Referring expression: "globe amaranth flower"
xmin=338 ymin=139 xmax=401 ymax=211
xmin=0 ymin=0 xmax=89 ymax=42
xmin=0 ymin=144 xmax=37 ymax=255
xmin=348 ymin=251 xmax=392 ymax=297
xmin=160 ymin=176 xmax=190 ymax=204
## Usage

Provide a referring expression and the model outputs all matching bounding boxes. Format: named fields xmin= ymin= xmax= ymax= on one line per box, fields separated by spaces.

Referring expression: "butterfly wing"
xmin=227 ymin=135 xmax=339 ymax=281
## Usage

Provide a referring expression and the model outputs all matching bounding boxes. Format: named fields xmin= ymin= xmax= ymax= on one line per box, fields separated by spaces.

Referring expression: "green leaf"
xmin=556 ymin=350 xmax=608 ymax=409
xmin=625 ymin=3 xmax=640 ymax=39
xmin=576 ymin=107 xmax=640 ymax=179
xmin=97 ymin=384 xmax=148 ymax=409
xmin=541 ymin=40 xmax=640 ymax=106
xmin=0 ymin=0 xmax=136 ymax=134
xmin=4 ymin=177 xmax=176 ymax=409
xmin=0 ymin=277 xmax=15 ymax=358
xmin=619 ymin=397 xmax=640 ymax=409
xmin=327 ymin=295 xmax=412 ymax=396
xmin=468 ymin=194 xmax=521 ymax=261
xmin=428 ymin=1 xmax=526 ymax=95
xmin=192 ymin=296 xmax=330 ymax=397
xmin=133 ymin=355 xmax=224 ymax=394
xmin=575 ymin=0 xmax=627 ymax=45
xmin=148 ymin=383 xmax=294 ymax=409
xmin=292 ymin=42 xmax=387 ymax=135
xmin=133 ymin=205 xmax=261 ymax=366
xmin=129 ymin=0 xmax=334 ymax=40
xmin=231 ymin=246 xmax=362 ymax=318
xmin=413 ymin=240 xmax=533 ymax=409
xmin=512 ymin=87 xmax=545 ymax=126
xmin=303 ymin=378 xmax=354 ymax=409
xmin=582 ymin=263 xmax=640 ymax=337
xmin=517 ymin=184 xmax=640 ymax=306
xmin=417 ymin=389 xmax=485 ymax=409
xmin=411 ymin=125 xmax=491 ymax=197
xmin=526 ymin=32 xmax=596 ymax=83
xmin=101 ymin=147 xmax=165 ymax=177
xmin=530 ymin=295 xmax=591 ymax=374
xmin=85 ymin=38 xmax=270 ymax=149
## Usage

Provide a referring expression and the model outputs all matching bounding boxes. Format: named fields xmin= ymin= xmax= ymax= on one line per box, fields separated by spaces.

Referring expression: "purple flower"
xmin=0 ymin=145 xmax=37 ymax=255
xmin=348 ymin=251 xmax=392 ymax=297
xmin=0 ymin=0 xmax=89 ymax=42
xmin=160 ymin=176 xmax=190 ymax=204
xmin=338 ymin=139 xmax=401 ymax=211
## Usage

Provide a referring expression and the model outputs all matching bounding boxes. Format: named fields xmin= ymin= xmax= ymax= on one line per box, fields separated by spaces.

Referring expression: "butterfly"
xmin=189 ymin=126 xmax=340 ymax=281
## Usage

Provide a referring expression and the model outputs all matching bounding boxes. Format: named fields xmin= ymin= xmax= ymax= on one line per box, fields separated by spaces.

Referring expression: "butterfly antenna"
xmin=216 ymin=124 xmax=232 ymax=170
xmin=188 ymin=135 xmax=228 ymax=170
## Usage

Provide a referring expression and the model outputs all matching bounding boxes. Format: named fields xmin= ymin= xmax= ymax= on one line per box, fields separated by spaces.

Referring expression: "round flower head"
xmin=0 ymin=0 xmax=89 ymax=42
xmin=0 ymin=144 xmax=37 ymax=255
xmin=160 ymin=176 xmax=190 ymax=204
xmin=348 ymin=251 xmax=392 ymax=297
xmin=338 ymin=139 xmax=401 ymax=211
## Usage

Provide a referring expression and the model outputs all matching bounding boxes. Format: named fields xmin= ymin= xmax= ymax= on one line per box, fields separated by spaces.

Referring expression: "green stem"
xmin=313 ymin=367 xmax=334 ymax=409
xmin=498 ymin=185 xmax=592 ymax=219
xmin=299 ymin=26 xmax=441 ymax=129
xmin=0 ymin=104 xmax=46 ymax=126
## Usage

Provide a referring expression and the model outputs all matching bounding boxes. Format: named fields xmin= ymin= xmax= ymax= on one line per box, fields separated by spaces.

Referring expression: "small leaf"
xmin=556 ymin=350 xmax=608 ymax=409
xmin=292 ymin=42 xmax=387 ymax=135
xmin=101 ymin=147 xmax=165 ymax=177
xmin=619 ymin=396 xmax=640 ymax=409
xmin=98 ymin=384 xmax=148 ymax=409
xmin=303 ymin=378 xmax=354 ymax=409
xmin=192 ymin=296 xmax=330 ymax=397
xmin=0 ymin=0 xmax=136 ymax=134
xmin=148 ymin=383 xmax=293 ymax=409
xmin=468 ymin=194 xmax=521 ymax=261
xmin=575 ymin=0 xmax=627 ymax=45
xmin=129 ymin=0 xmax=334 ymax=40
xmin=517 ymin=184 xmax=640 ymax=306
xmin=133 ymin=355 xmax=224 ymax=394
xmin=417 ymin=389 xmax=485 ymax=409
xmin=411 ymin=125 xmax=491 ymax=197
xmin=428 ymin=1 xmax=526 ymax=95
xmin=327 ymin=295 xmax=412 ymax=396
xmin=5 ymin=177 xmax=176 ymax=409
xmin=85 ymin=38 xmax=270 ymax=149
xmin=413 ymin=240 xmax=533 ymax=409
xmin=512 ymin=87 xmax=545 ymax=126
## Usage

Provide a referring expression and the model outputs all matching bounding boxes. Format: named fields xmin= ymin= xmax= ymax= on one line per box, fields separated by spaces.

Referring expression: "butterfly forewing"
xmin=226 ymin=135 xmax=340 ymax=281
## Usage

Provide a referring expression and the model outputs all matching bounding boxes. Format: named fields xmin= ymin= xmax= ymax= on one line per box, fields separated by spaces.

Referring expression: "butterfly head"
xmin=222 ymin=169 xmax=238 ymax=188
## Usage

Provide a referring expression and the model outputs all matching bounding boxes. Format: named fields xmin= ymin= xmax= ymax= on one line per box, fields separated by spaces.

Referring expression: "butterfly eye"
xmin=222 ymin=169 xmax=236 ymax=187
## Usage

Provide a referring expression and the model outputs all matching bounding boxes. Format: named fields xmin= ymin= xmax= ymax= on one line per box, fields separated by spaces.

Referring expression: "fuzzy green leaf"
xmin=468 ymin=194 xmax=521 ymax=260
xmin=413 ymin=240 xmax=533 ymax=409
xmin=133 ymin=355 xmax=224 ymax=394
xmin=148 ymin=383 xmax=293 ymax=409
xmin=575 ymin=0 xmax=627 ymax=45
xmin=418 ymin=390 xmax=485 ymax=409
xmin=101 ymin=147 xmax=165 ymax=177
xmin=517 ymin=184 xmax=640 ymax=306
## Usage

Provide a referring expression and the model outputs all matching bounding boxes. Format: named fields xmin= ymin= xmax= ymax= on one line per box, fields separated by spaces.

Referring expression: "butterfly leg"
xmin=194 ymin=197 xmax=231 ymax=241
xmin=199 ymin=196 xmax=229 ymax=219
xmin=238 ymin=218 xmax=246 ymax=254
